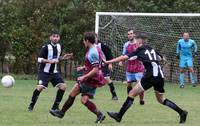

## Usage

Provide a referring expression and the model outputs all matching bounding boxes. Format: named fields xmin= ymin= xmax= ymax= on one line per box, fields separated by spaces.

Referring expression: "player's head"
xmin=134 ymin=32 xmax=148 ymax=47
xmin=83 ymin=32 xmax=96 ymax=47
xmin=50 ymin=30 xmax=60 ymax=44
xmin=182 ymin=32 xmax=190 ymax=41
xmin=127 ymin=29 xmax=135 ymax=41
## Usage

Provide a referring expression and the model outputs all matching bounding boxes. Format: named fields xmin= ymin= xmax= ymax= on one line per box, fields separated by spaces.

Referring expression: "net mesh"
xmin=97 ymin=13 xmax=200 ymax=83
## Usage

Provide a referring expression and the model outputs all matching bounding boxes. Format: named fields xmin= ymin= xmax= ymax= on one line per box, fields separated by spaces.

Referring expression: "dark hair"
xmin=51 ymin=30 xmax=60 ymax=35
xmin=135 ymin=32 xmax=148 ymax=40
xmin=84 ymin=32 xmax=95 ymax=44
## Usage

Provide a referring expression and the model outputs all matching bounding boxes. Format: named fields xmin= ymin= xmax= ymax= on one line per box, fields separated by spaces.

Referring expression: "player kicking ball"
xmin=105 ymin=32 xmax=188 ymax=124
xmin=50 ymin=32 xmax=106 ymax=123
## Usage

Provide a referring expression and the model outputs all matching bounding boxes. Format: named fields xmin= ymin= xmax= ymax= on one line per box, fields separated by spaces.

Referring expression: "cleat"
xmin=49 ymin=109 xmax=65 ymax=118
xmin=140 ymin=100 xmax=145 ymax=105
xmin=192 ymin=84 xmax=196 ymax=87
xmin=90 ymin=95 xmax=95 ymax=99
xmin=28 ymin=105 xmax=33 ymax=112
xmin=180 ymin=85 xmax=184 ymax=88
xmin=107 ymin=112 xmax=121 ymax=122
xmin=95 ymin=113 xmax=106 ymax=124
xmin=112 ymin=96 xmax=118 ymax=100
xmin=179 ymin=110 xmax=188 ymax=124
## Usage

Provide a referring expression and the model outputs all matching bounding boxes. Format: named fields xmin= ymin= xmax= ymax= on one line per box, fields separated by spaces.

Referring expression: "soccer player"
xmin=176 ymin=32 xmax=198 ymax=88
xmin=50 ymin=32 xmax=106 ymax=123
xmin=119 ymin=29 xmax=145 ymax=105
xmin=105 ymin=33 xmax=188 ymax=124
xmin=95 ymin=34 xmax=118 ymax=100
xmin=28 ymin=30 xmax=73 ymax=112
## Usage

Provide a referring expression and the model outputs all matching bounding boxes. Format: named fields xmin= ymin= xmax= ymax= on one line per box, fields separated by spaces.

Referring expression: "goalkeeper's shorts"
xmin=179 ymin=57 xmax=193 ymax=68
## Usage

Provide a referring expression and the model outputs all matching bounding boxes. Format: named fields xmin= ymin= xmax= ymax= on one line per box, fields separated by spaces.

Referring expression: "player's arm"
xmin=155 ymin=50 xmax=167 ymax=64
xmin=101 ymin=42 xmax=113 ymax=70
xmin=176 ymin=40 xmax=181 ymax=59
xmin=78 ymin=52 xmax=99 ymax=82
xmin=37 ymin=45 xmax=58 ymax=64
xmin=77 ymin=65 xmax=85 ymax=71
xmin=119 ymin=43 xmax=127 ymax=66
xmin=78 ymin=67 xmax=99 ymax=82
xmin=59 ymin=45 xmax=73 ymax=61
xmin=193 ymin=40 xmax=198 ymax=56
xmin=101 ymin=42 xmax=113 ymax=60
xmin=105 ymin=55 xmax=130 ymax=64
xmin=60 ymin=53 xmax=73 ymax=60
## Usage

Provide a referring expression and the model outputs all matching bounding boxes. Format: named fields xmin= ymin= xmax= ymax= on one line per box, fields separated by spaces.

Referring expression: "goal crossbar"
xmin=95 ymin=12 xmax=200 ymax=33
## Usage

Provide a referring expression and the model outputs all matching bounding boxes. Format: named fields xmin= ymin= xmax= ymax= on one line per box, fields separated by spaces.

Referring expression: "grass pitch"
xmin=0 ymin=80 xmax=199 ymax=126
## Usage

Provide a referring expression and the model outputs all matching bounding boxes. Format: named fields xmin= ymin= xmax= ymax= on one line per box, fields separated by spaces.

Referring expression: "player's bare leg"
xmin=50 ymin=83 xmax=80 ymax=118
xmin=28 ymin=85 xmax=45 ymax=112
xmin=107 ymin=82 xmax=143 ymax=122
xmin=81 ymin=95 xmax=105 ymax=123
xmin=155 ymin=91 xmax=188 ymax=123
xmin=136 ymin=80 xmax=145 ymax=105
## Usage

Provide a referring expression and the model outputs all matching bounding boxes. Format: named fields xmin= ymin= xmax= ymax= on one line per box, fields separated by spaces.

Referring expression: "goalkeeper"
xmin=176 ymin=32 xmax=197 ymax=88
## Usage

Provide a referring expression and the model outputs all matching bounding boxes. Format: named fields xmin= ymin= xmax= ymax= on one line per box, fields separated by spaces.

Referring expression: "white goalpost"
xmin=95 ymin=12 xmax=200 ymax=83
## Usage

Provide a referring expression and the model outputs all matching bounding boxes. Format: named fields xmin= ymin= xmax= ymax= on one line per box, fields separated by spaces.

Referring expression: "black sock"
xmin=30 ymin=89 xmax=41 ymax=107
xmin=127 ymin=86 xmax=132 ymax=94
xmin=108 ymin=82 xmax=117 ymax=97
xmin=52 ymin=89 xmax=65 ymax=110
xmin=118 ymin=97 xmax=134 ymax=118
xmin=163 ymin=99 xmax=183 ymax=114
xmin=61 ymin=96 xmax=75 ymax=113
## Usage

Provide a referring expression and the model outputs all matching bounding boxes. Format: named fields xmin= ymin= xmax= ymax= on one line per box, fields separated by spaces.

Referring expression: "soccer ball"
xmin=1 ymin=75 xmax=15 ymax=88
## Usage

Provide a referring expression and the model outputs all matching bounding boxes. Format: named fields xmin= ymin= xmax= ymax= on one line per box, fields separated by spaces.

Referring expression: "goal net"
xmin=95 ymin=12 xmax=200 ymax=83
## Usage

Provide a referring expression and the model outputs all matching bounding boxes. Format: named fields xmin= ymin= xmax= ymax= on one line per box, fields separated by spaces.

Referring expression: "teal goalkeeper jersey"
xmin=176 ymin=39 xmax=197 ymax=58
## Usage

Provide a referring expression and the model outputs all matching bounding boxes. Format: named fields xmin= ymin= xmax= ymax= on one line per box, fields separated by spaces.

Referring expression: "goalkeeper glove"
xmin=193 ymin=52 xmax=198 ymax=57
xmin=176 ymin=55 xmax=179 ymax=59
xmin=198 ymin=58 xmax=200 ymax=65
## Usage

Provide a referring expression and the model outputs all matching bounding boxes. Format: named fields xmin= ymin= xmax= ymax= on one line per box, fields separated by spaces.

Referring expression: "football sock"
xmin=108 ymin=82 xmax=117 ymax=97
xmin=139 ymin=91 xmax=144 ymax=101
xmin=30 ymin=89 xmax=41 ymax=107
xmin=84 ymin=100 xmax=100 ymax=116
xmin=118 ymin=97 xmax=134 ymax=118
xmin=179 ymin=73 xmax=184 ymax=86
xmin=127 ymin=86 xmax=132 ymax=94
xmin=189 ymin=72 xmax=196 ymax=84
xmin=61 ymin=96 xmax=75 ymax=113
xmin=163 ymin=99 xmax=183 ymax=114
xmin=52 ymin=89 xmax=65 ymax=110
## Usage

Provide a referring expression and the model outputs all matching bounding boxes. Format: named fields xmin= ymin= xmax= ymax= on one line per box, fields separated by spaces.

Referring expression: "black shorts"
xmin=140 ymin=76 xmax=165 ymax=93
xmin=102 ymin=65 xmax=110 ymax=77
xmin=38 ymin=72 xmax=64 ymax=88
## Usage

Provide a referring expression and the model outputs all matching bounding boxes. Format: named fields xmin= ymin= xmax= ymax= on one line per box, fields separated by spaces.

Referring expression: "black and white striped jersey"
xmin=127 ymin=44 xmax=164 ymax=78
xmin=38 ymin=41 xmax=62 ymax=74
xmin=96 ymin=41 xmax=113 ymax=60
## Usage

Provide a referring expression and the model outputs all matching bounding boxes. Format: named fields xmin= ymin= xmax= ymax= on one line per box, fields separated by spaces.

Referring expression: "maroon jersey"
xmin=122 ymin=41 xmax=144 ymax=73
xmin=83 ymin=46 xmax=106 ymax=87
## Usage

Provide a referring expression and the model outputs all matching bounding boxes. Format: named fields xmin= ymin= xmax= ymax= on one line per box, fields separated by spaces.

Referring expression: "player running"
xmin=105 ymin=32 xmax=188 ymax=124
xmin=119 ymin=29 xmax=145 ymax=105
xmin=28 ymin=30 xmax=72 ymax=112
xmin=50 ymin=32 xmax=106 ymax=123
xmin=176 ymin=32 xmax=198 ymax=88
xmin=95 ymin=34 xmax=118 ymax=100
